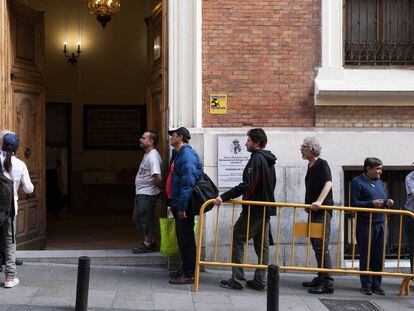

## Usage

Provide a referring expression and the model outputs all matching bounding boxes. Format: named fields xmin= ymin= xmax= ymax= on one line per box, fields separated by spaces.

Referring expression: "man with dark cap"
xmin=167 ymin=127 xmax=203 ymax=285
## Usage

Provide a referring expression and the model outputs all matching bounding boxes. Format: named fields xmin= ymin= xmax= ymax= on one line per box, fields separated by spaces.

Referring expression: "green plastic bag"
xmin=159 ymin=217 xmax=199 ymax=257
xmin=160 ymin=218 xmax=180 ymax=257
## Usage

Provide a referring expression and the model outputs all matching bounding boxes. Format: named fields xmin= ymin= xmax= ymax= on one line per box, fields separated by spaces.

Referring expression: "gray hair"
xmin=304 ymin=137 xmax=322 ymax=157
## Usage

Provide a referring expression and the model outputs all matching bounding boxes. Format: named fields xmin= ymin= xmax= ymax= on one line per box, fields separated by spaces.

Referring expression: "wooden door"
xmin=146 ymin=1 xmax=168 ymax=167
xmin=9 ymin=0 xmax=46 ymax=249
xmin=146 ymin=1 xmax=168 ymax=227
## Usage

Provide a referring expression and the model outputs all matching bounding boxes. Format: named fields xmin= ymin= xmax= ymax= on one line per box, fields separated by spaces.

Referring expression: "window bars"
xmin=344 ymin=0 xmax=414 ymax=65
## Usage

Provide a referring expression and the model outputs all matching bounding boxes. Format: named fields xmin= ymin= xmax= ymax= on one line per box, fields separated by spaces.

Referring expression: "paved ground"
xmin=0 ymin=263 xmax=413 ymax=310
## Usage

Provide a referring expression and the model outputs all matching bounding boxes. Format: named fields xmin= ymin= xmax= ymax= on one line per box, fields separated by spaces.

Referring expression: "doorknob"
xmin=24 ymin=147 xmax=31 ymax=159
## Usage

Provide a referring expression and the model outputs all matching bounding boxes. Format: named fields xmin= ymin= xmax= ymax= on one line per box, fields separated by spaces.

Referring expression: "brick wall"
xmin=202 ymin=0 xmax=321 ymax=127
xmin=315 ymin=106 xmax=414 ymax=128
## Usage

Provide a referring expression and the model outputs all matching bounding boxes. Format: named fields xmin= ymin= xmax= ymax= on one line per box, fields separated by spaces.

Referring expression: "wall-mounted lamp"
xmin=63 ymin=42 xmax=81 ymax=65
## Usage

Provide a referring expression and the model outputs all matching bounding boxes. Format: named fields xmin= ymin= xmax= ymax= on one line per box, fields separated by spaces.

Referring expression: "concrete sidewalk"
xmin=0 ymin=262 xmax=413 ymax=311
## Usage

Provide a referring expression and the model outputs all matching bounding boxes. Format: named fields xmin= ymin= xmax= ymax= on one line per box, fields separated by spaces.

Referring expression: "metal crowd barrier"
xmin=194 ymin=199 xmax=414 ymax=295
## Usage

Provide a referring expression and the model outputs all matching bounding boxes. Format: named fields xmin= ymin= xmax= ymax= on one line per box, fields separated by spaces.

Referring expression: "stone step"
xmin=15 ymin=250 xmax=168 ymax=267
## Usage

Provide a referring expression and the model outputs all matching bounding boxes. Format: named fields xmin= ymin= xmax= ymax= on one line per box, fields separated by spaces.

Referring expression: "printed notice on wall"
xmin=217 ymin=135 xmax=250 ymax=188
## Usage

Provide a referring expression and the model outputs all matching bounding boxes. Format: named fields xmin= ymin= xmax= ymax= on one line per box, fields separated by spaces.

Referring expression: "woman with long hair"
xmin=0 ymin=132 xmax=33 ymax=288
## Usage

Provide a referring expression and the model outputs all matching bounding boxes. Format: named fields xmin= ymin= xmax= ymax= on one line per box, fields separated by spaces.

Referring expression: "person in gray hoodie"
xmin=214 ymin=128 xmax=277 ymax=291
xmin=404 ymin=168 xmax=414 ymax=277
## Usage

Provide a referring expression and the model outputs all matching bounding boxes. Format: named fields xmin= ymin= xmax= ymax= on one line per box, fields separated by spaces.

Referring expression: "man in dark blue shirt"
xmin=351 ymin=157 xmax=394 ymax=296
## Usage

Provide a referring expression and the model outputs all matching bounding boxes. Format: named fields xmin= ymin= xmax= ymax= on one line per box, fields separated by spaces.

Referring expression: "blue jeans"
xmin=356 ymin=222 xmax=384 ymax=289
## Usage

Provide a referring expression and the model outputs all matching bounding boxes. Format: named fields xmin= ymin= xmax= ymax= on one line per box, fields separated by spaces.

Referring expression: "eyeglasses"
xmin=300 ymin=144 xmax=310 ymax=148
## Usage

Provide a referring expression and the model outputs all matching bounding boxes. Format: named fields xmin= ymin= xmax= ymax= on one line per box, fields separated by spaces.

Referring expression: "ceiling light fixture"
xmin=87 ymin=0 xmax=121 ymax=28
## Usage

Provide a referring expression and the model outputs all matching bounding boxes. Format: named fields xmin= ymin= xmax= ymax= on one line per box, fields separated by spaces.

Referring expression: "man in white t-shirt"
xmin=132 ymin=131 xmax=163 ymax=253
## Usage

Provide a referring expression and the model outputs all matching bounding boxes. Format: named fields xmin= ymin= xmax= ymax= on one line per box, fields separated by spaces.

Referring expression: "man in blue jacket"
xmin=351 ymin=157 xmax=394 ymax=296
xmin=168 ymin=127 xmax=203 ymax=285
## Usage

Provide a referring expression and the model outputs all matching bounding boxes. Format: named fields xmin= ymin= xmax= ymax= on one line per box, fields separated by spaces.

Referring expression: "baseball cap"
xmin=168 ymin=127 xmax=191 ymax=140
xmin=3 ymin=133 xmax=19 ymax=149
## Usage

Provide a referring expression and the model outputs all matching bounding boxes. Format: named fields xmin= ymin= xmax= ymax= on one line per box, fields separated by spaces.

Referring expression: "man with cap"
xmin=167 ymin=127 xmax=203 ymax=285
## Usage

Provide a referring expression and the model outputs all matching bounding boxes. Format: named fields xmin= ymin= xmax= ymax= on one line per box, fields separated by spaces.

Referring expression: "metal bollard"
xmin=267 ymin=265 xmax=279 ymax=311
xmin=75 ymin=256 xmax=91 ymax=311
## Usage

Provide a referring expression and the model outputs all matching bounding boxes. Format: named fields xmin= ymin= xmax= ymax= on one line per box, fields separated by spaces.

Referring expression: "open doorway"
xmin=9 ymin=0 xmax=168 ymax=250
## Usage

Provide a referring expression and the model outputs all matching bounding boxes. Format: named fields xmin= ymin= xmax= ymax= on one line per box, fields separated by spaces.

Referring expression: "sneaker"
xmin=302 ymin=277 xmax=320 ymax=288
xmin=360 ymin=287 xmax=372 ymax=295
xmin=4 ymin=277 xmax=19 ymax=288
xmin=371 ymin=287 xmax=385 ymax=296
xmin=308 ymin=284 xmax=334 ymax=294
xmin=219 ymin=279 xmax=243 ymax=290
xmin=132 ymin=242 xmax=157 ymax=254
xmin=246 ymin=280 xmax=266 ymax=291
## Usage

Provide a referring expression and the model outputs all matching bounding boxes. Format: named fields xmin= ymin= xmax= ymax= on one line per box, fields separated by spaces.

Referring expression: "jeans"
xmin=133 ymin=194 xmax=159 ymax=237
xmin=173 ymin=210 xmax=196 ymax=276
xmin=310 ymin=212 xmax=334 ymax=285
xmin=0 ymin=218 xmax=16 ymax=278
xmin=230 ymin=214 xmax=270 ymax=287
xmin=356 ymin=222 xmax=384 ymax=289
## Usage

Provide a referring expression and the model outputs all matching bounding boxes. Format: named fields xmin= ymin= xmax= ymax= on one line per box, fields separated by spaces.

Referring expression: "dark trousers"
xmin=405 ymin=216 xmax=414 ymax=275
xmin=310 ymin=212 xmax=334 ymax=285
xmin=133 ymin=194 xmax=158 ymax=237
xmin=173 ymin=211 xmax=196 ymax=276
xmin=356 ymin=221 xmax=384 ymax=289
xmin=231 ymin=214 xmax=270 ymax=287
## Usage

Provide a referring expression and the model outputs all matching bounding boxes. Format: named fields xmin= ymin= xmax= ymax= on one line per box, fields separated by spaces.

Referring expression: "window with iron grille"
xmin=345 ymin=0 xmax=414 ymax=65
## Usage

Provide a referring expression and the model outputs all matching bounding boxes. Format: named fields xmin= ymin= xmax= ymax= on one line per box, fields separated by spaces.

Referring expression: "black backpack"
xmin=0 ymin=163 xmax=15 ymax=230
xmin=191 ymin=173 xmax=219 ymax=215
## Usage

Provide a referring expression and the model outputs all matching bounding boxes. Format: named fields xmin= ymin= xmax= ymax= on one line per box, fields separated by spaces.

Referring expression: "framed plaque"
xmin=217 ymin=135 xmax=250 ymax=188
xmin=83 ymin=105 xmax=146 ymax=150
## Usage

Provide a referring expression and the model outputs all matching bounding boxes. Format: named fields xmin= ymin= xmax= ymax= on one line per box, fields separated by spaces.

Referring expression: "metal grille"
xmin=345 ymin=0 xmax=414 ymax=65
xmin=319 ymin=299 xmax=383 ymax=311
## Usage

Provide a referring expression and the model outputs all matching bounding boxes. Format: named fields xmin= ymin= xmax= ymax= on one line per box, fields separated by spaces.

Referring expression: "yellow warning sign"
xmin=209 ymin=94 xmax=227 ymax=115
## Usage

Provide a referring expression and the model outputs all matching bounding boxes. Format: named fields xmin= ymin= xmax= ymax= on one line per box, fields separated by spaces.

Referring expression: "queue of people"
xmin=1 ymin=127 xmax=412 ymax=295
xmin=131 ymin=126 xmax=414 ymax=296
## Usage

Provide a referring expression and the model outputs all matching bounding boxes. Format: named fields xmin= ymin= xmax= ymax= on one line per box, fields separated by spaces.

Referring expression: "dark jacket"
xmin=171 ymin=145 xmax=203 ymax=212
xmin=221 ymin=149 xmax=277 ymax=217
xmin=351 ymin=174 xmax=388 ymax=224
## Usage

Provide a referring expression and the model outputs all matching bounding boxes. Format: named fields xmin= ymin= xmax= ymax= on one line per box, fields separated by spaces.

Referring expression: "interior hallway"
xmin=46 ymin=209 xmax=141 ymax=250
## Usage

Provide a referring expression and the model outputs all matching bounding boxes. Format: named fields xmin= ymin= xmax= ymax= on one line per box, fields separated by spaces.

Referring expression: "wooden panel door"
xmin=146 ymin=1 xmax=168 ymax=226
xmin=9 ymin=0 xmax=46 ymax=249
xmin=146 ymin=1 xmax=168 ymax=171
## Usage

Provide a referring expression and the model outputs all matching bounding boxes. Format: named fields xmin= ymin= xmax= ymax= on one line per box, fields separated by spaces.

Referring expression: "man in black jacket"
xmin=214 ymin=128 xmax=276 ymax=291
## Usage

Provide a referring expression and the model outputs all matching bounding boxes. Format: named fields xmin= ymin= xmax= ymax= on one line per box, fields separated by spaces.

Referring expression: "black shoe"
xmin=360 ymin=287 xmax=372 ymax=295
xmin=169 ymin=268 xmax=184 ymax=279
xmin=169 ymin=275 xmax=195 ymax=285
xmin=371 ymin=287 xmax=385 ymax=296
xmin=308 ymin=284 xmax=334 ymax=294
xmin=302 ymin=277 xmax=320 ymax=288
xmin=246 ymin=280 xmax=266 ymax=291
xmin=219 ymin=279 xmax=243 ymax=290
xmin=132 ymin=242 xmax=157 ymax=254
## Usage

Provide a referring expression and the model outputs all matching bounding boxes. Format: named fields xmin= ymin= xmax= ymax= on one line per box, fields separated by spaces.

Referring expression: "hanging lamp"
xmin=87 ymin=0 xmax=121 ymax=28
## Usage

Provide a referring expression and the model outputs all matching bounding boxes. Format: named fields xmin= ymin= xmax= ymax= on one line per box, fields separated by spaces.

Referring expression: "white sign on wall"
xmin=217 ymin=135 xmax=250 ymax=188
